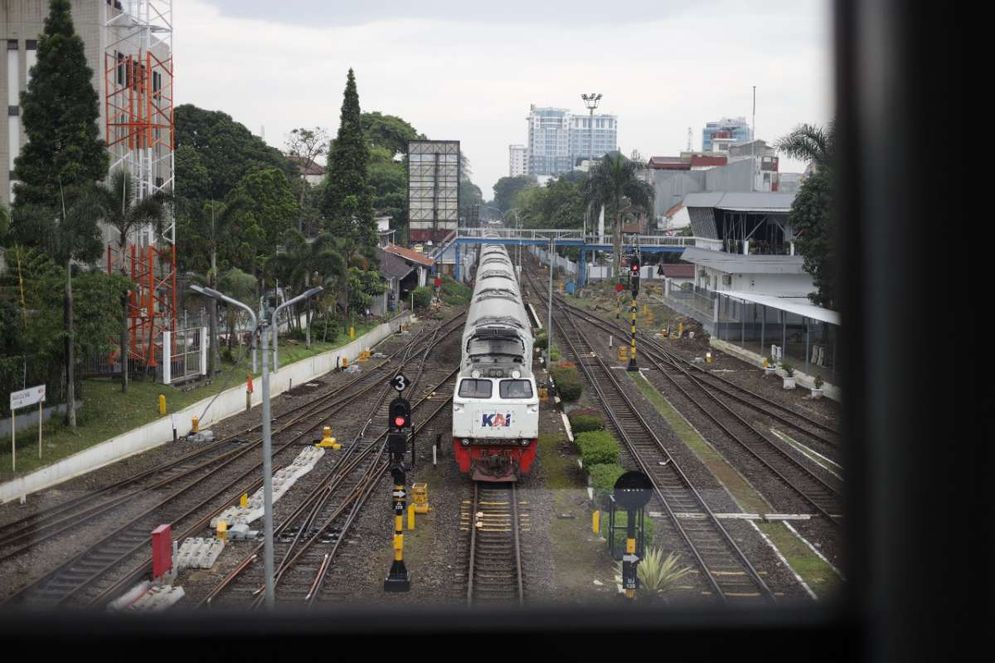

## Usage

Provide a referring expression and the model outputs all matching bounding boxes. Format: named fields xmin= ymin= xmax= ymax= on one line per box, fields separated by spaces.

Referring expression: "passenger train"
xmin=452 ymin=243 xmax=539 ymax=481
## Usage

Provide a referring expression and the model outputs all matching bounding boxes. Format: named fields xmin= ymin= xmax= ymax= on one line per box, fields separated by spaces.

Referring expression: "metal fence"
xmin=163 ymin=327 xmax=207 ymax=385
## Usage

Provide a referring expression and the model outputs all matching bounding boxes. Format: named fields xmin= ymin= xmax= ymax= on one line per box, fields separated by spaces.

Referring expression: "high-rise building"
xmin=525 ymin=104 xmax=619 ymax=177
xmin=702 ymin=116 xmax=751 ymax=152
xmin=508 ymin=144 xmax=527 ymax=177
xmin=568 ymin=113 xmax=617 ymax=166
xmin=527 ymin=106 xmax=571 ymax=176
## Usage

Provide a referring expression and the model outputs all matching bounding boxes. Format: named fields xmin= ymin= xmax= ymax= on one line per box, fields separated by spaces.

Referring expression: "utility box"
xmin=151 ymin=524 xmax=173 ymax=579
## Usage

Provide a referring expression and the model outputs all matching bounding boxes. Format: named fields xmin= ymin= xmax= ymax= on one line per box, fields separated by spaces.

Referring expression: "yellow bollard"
xmin=677 ymin=321 xmax=684 ymax=338
xmin=240 ymin=493 xmax=249 ymax=509
xmin=412 ymin=483 xmax=431 ymax=514
xmin=538 ymin=386 xmax=549 ymax=401
xmin=158 ymin=394 xmax=167 ymax=416
xmin=349 ymin=326 xmax=355 ymax=339
xmin=317 ymin=425 xmax=340 ymax=449
xmin=592 ymin=510 xmax=600 ymax=535
xmin=216 ymin=520 xmax=227 ymax=542
xmin=618 ymin=345 xmax=629 ymax=362
xmin=341 ymin=356 xmax=349 ymax=369
xmin=706 ymin=351 xmax=713 ymax=364
xmin=407 ymin=503 xmax=416 ymax=531
xmin=191 ymin=416 xmax=200 ymax=434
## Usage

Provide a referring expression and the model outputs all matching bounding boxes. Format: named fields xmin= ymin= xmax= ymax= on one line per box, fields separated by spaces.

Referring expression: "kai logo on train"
xmin=481 ymin=413 xmax=513 ymax=427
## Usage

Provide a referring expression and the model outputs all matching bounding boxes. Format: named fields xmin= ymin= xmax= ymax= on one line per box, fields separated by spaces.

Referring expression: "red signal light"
xmin=394 ymin=416 xmax=406 ymax=427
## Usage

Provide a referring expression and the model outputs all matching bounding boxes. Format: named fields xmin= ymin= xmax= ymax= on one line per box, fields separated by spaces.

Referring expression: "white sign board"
xmin=10 ymin=384 xmax=46 ymax=411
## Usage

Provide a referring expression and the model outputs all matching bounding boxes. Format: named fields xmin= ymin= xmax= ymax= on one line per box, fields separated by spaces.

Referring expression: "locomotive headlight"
xmin=511 ymin=369 xmax=521 ymax=378
xmin=462 ymin=438 xmax=471 ymax=447
xmin=521 ymin=439 xmax=530 ymax=447
xmin=471 ymin=369 xmax=481 ymax=378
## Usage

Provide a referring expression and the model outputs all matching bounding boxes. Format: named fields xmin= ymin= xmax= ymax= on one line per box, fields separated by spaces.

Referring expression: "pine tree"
xmin=11 ymin=0 xmax=109 ymax=428
xmin=321 ymin=69 xmax=376 ymax=257
xmin=13 ymin=0 xmax=108 ymax=209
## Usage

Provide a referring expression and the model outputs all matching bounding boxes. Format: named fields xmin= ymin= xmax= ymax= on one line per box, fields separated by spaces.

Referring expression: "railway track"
xmin=465 ymin=482 xmax=525 ymax=605
xmin=525 ymin=271 xmax=774 ymax=603
xmin=200 ymin=361 xmax=459 ymax=608
xmin=543 ymin=293 xmax=843 ymax=521
xmin=0 ymin=315 xmax=463 ymax=560
xmin=0 ymin=315 xmax=464 ymax=609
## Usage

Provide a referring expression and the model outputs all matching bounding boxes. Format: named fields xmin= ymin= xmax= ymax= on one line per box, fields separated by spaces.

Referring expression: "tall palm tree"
xmin=582 ymin=152 xmax=654 ymax=279
xmin=774 ymin=123 xmax=836 ymax=171
xmin=96 ymin=169 xmax=169 ymax=392
xmin=269 ymin=229 xmax=347 ymax=347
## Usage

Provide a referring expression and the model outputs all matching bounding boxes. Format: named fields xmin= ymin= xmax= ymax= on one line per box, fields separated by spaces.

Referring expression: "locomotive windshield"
xmin=467 ymin=336 xmax=524 ymax=361
xmin=499 ymin=380 xmax=533 ymax=398
xmin=458 ymin=379 xmax=493 ymax=398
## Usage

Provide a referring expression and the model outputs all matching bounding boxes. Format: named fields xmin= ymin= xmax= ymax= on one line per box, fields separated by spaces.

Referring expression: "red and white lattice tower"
xmin=103 ymin=0 xmax=175 ymax=370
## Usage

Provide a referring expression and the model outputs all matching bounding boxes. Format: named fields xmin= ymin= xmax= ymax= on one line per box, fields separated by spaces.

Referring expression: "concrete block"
xmin=176 ymin=537 xmax=225 ymax=570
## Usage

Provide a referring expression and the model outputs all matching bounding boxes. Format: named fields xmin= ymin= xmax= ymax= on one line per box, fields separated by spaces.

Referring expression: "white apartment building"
xmin=508 ymin=144 xmax=527 ymax=177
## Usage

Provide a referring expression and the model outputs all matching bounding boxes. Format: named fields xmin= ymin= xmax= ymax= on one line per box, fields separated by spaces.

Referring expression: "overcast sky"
xmin=174 ymin=0 xmax=833 ymax=198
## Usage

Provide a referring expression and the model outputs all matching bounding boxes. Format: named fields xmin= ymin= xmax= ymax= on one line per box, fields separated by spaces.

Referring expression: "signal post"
xmin=627 ymin=256 xmax=640 ymax=371
xmin=385 ymin=373 xmax=412 ymax=591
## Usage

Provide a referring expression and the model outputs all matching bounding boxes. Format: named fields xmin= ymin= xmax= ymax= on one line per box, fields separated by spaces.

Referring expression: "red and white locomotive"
xmin=452 ymin=243 xmax=539 ymax=481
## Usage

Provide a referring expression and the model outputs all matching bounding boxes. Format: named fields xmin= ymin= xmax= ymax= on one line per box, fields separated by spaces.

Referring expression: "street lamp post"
xmin=189 ymin=283 xmax=323 ymax=609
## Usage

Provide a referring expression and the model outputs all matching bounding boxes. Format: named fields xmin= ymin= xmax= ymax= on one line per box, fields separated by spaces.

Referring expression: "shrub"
xmin=575 ymin=430 xmax=620 ymax=466
xmin=439 ymin=276 xmax=472 ymax=306
xmin=549 ymin=345 xmax=562 ymax=362
xmin=568 ymin=411 xmax=604 ymax=434
xmin=534 ymin=330 xmax=548 ymax=351
xmin=814 ymin=375 xmax=824 ymax=389
xmin=550 ymin=364 xmax=583 ymax=402
xmin=309 ymin=314 xmax=340 ymax=343
xmin=588 ymin=462 xmax=625 ymax=504
xmin=412 ymin=286 xmax=433 ymax=310
xmin=782 ymin=362 xmax=795 ymax=377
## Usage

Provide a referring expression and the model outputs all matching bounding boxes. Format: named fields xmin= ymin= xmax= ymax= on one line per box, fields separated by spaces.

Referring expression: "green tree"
xmin=0 ymin=205 xmax=9 ymax=245
xmin=285 ymin=126 xmax=329 ymax=222
xmin=582 ymin=153 xmax=653 ymax=279
xmin=268 ymin=230 xmax=347 ymax=347
xmin=775 ymin=123 xmax=837 ymax=308
xmin=218 ymin=267 xmax=258 ymax=353
xmin=360 ymin=112 xmax=422 ymax=156
xmin=322 ymin=69 xmax=377 ymax=320
xmin=493 ymin=175 xmax=538 ymax=212
xmin=174 ymin=105 xmax=293 ymax=202
xmin=228 ymin=167 xmax=300 ymax=259
xmin=95 ymin=169 xmax=170 ymax=392
xmin=322 ymin=69 xmax=376 ymax=257
xmin=11 ymin=0 xmax=110 ymax=428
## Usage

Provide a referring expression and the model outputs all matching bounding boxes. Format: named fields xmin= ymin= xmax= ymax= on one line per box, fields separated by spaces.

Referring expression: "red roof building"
xmin=383 ymin=244 xmax=435 ymax=268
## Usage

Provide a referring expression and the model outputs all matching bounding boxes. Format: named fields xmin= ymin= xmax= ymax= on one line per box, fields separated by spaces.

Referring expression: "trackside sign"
xmin=10 ymin=385 xmax=46 ymax=411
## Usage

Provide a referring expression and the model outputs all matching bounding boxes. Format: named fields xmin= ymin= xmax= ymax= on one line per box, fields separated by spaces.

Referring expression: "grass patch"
xmin=0 ymin=320 xmax=382 ymax=480
xmin=538 ymin=432 xmax=578 ymax=491
xmin=756 ymin=521 xmax=840 ymax=599
xmin=629 ymin=372 xmax=768 ymax=515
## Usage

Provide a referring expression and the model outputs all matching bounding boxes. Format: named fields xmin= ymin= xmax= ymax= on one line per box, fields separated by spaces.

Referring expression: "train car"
xmin=452 ymin=243 xmax=539 ymax=481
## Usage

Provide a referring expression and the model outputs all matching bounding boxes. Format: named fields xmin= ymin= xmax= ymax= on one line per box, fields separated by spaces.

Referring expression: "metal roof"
xmin=680 ymin=247 xmax=806 ymax=275
xmin=377 ymin=248 xmax=414 ymax=280
xmin=720 ymin=290 xmax=840 ymax=325
xmin=683 ymin=191 xmax=796 ymax=212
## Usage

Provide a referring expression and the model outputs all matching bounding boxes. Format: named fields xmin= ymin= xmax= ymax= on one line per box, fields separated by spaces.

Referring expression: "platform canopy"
xmin=721 ymin=290 xmax=840 ymax=326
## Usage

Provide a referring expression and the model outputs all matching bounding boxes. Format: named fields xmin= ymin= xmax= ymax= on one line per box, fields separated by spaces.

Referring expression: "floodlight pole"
xmin=582 ymin=92 xmax=602 ymax=167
